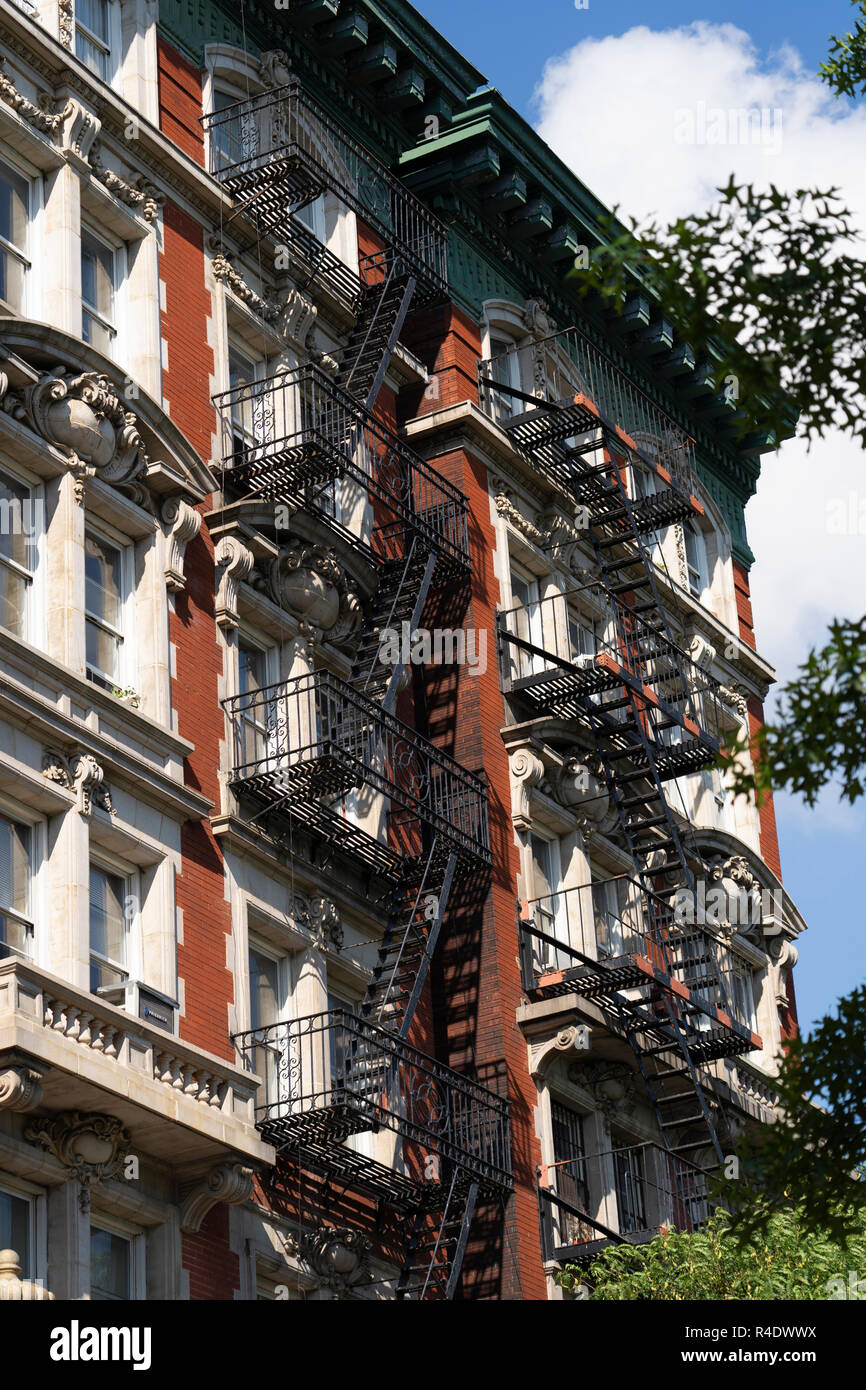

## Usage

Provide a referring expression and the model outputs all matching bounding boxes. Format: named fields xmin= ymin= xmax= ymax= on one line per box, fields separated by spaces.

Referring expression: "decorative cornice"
xmin=42 ymin=749 xmax=114 ymax=818
xmin=180 ymin=1163 xmax=255 ymax=1233
xmin=90 ymin=142 xmax=163 ymax=223
xmin=211 ymin=248 xmax=279 ymax=322
xmin=0 ymin=54 xmax=69 ymax=135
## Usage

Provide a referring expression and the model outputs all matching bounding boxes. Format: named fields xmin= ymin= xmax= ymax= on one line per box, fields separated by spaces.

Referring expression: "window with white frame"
xmin=248 ymin=936 xmax=291 ymax=1102
xmin=238 ymin=637 xmax=278 ymax=770
xmin=0 ymin=1184 xmax=34 ymax=1279
xmin=729 ymin=954 xmax=759 ymax=1035
xmin=683 ymin=520 xmax=708 ymax=600
xmin=89 ymin=862 xmax=131 ymax=996
xmin=0 ymin=811 xmax=34 ymax=962
xmin=0 ymin=466 xmax=39 ymax=640
xmin=487 ymin=334 xmax=522 ymax=421
xmin=75 ymin=0 xmax=121 ymax=86
xmin=81 ymin=227 xmax=122 ymax=358
xmin=85 ymin=525 xmax=132 ymax=690
xmin=567 ymin=604 xmax=596 ymax=663
xmin=90 ymin=1221 xmax=143 ymax=1300
xmin=509 ymin=563 xmax=544 ymax=680
xmin=0 ymin=158 xmax=30 ymax=315
xmin=295 ymin=193 xmax=327 ymax=244
xmin=228 ymin=344 xmax=267 ymax=456
xmin=550 ymin=1101 xmax=592 ymax=1245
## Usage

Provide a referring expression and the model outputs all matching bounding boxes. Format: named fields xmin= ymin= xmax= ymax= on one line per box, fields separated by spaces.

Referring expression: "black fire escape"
xmin=208 ymin=76 xmax=512 ymax=1298
xmin=480 ymin=328 xmax=759 ymax=1261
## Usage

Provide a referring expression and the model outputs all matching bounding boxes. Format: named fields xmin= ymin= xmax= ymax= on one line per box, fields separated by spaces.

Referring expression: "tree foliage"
xmin=729 ymin=985 xmax=866 ymax=1244
xmin=559 ymin=1207 xmax=866 ymax=1300
xmin=820 ymin=0 xmax=866 ymax=98
xmin=723 ymin=618 xmax=866 ymax=807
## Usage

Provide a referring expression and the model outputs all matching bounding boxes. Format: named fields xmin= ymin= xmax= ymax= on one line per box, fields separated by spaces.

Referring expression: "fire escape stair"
xmin=502 ymin=396 xmax=731 ymax=1169
xmin=397 ymin=1171 xmax=479 ymax=1300
xmin=335 ymin=263 xmax=418 ymax=411
xmin=350 ymin=541 xmax=437 ymax=709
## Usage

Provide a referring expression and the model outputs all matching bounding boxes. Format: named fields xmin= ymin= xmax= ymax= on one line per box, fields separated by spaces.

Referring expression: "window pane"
xmin=239 ymin=643 xmax=265 ymax=696
xmin=90 ymin=1227 xmax=131 ymax=1300
xmin=0 ymin=470 xmax=36 ymax=570
xmin=90 ymin=865 xmax=127 ymax=988
xmin=0 ymin=249 xmax=27 ymax=314
xmin=85 ymin=532 xmax=122 ymax=626
xmin=0 ymin=816 xmax=30 ymax=916
xmin=0 ymin=1189 xmax=31 ymax=1277
xmin=82 ymin=310 xmax=116 ymax=356
xmin=249 ymin=948 xmax=280 ymax=1031
xmin=78 ymin=0 xmax=110 ymax=42
xmin=0 ymin=163 xmax=28 ymax=249
xmin=86 ymin=619 xmax=122 ymax=685
xmin=81 ymin=231 xmax=115 ymax=322
xmin=0 ymin=563 xmax=28 ymax=637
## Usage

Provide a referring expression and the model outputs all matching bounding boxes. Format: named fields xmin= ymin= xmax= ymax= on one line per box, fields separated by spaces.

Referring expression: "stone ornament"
xmin=529 ymin=1025 xmax=591 ymax=1077
xmin=180 ymin=1163 xmax=255 ymax=1233
xmin=161 ymin=497 xmax=202 ymax=593
xmin=267 ymin=544 xmax=362 ymax=644
xmin=43 ymin=750 xmax=114 ymax=818
xmin=214 ymin=536 xmax=254 ymax=631
xmin=308 ymin=897 xmax=344 ymax=952
xmin=25 ymin=1112 xmax=131 ymax=1209
xmin=568 ymin=1059 xmax=640 ymax=1121
xmin=300 ymin=1227 xmax=373 ymax=1296
xmin=0 ymin=1064 xmax=44 ymax=1113
xmin=0 ymin=368 xmax=147 ymax=503
xmin=211 ymin=249 xmax=278 ymax=322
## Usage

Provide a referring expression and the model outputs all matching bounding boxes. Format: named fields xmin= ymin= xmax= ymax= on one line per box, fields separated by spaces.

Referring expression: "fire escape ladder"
xmin=360 ymin=840 xmax=458 ymax=1039
xmin=627 ymin=1015 xmax=725 ymax=1167
xmin=350 ymin=541 xmax=438 ymax=709
xmin=335 ymin=260 xmax=418 ymax=410
xmin=397 ymin=1170 xmax=479 ymax=1300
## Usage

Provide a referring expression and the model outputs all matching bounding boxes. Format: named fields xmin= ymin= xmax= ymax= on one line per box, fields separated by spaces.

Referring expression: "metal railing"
xmin=213 ymin=363 xmax=469 ymax=571
xmin=497 ymin=582 xmax=727 ymax=747
xmin=203 ymin=79 xmax=447 ymax=294
xmin=233 ymin=1008 xmax=512 ymax=1193
xmin=478 ymin=324 xmax=697 ymax=490
xmin=519 ymin=876 xmax=760 ymax=1036
xmin=223 ymin=669 xmax=490 ymax=865
xmin=538 ymin=1141 xmax=709 ymax=1261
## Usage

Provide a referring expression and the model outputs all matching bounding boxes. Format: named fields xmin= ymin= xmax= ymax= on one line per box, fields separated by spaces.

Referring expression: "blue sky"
xmin=415 ymin=0 xmax=866 ymax=1035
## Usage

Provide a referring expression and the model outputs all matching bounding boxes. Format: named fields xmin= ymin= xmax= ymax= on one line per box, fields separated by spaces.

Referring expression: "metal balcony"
xmin=223 ymin=670 xmax=491 ymax=874
xmin=213 ymin=363 xmax=469 ymax=579
xmin=478 ymin=324 xmax=698 ymax=498
xmin=538 ymin=1142 xmax=709 ymax=1265
xmin=498 ymin=582 xmax=730 ymax=763
xmin=203 ymin=79 xmax=447 ymax=301
xmin=233 ymin=1009 xmax=512 ymax=1205
xmin=519 ymin=876 xmax=762 ymax=1056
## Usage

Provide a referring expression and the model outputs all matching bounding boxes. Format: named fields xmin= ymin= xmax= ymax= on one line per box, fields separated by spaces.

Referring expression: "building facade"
xmin=0 ymin=0 xmax=804 ymax=1301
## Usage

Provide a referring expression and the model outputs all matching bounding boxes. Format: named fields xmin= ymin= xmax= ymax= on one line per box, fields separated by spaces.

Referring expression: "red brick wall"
xmin=158 ymin=35 xmax=239 ymax=1295
xmin=157 ymin=38 xmax=205 ymax=167
xmin=182 ymin=1209 xmax=240 ymax=1301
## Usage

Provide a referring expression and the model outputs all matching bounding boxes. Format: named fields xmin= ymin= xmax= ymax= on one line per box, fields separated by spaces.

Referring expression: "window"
xmin=0 ymin=468 xmax=38 ymax=639
xmin=593 ymin=875 xmax=631 ymax=959
xmin=551 ymin=1102 xmax=592 ymax=1245
xmin=0 ymin=1187 xmax=33 ymax=1278
xmin=509 ymin=565 xmax=544 ymax=680
xmin=0 ymin=160 xmax=29 ymax=314
xmin=730 ymin=955 xmax=758 ymax=1035
xmin=684 ymin=522 xmax=708 ymax=600
xmin=248 ymin=939 xmax=289 ymax=1103
xmin=567 ymin=606 xmax=596 ymax=663
xmin=612 ymin=1141 xmax=647 ymax=1234
xmin=90 ymin=1225 xmax=133 ymax=1299
xmin=81 ymin=228 xmax=119 ymax=357
xmin=228 ymin=345 xmax=266 ymax=458
xmin=487 ymin=335 xmax=522 ymax=421
xmin=0 ymin=813 xmax=33 ymax=962
xmin=85 ymin=528 xmax=129 ymax=689
xmin=238 ymin=639 xmax=277 ymax=770
xmin=295 ymin=194 xmax=327 ymax=244
xmin=89 ymin=864 xmax=129 ymax=995
xmin=75 ymin=0 xmax=116 ymax=84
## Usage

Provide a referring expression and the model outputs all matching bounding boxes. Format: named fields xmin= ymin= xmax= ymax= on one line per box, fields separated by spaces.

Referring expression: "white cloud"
xmin=533 ymin=22 xmax=866 ymax=688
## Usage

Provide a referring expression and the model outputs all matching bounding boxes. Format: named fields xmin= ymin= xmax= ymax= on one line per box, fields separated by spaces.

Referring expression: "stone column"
xmin=47 ymin=1180 xmax=90 ymax=1300
xmin=42 ymin=164 xmax=82 ymax=337
xmin=44 ymin=471 xmax=85 ymax=675
xmin=46 ymin=797 xmax=91 ymax=990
